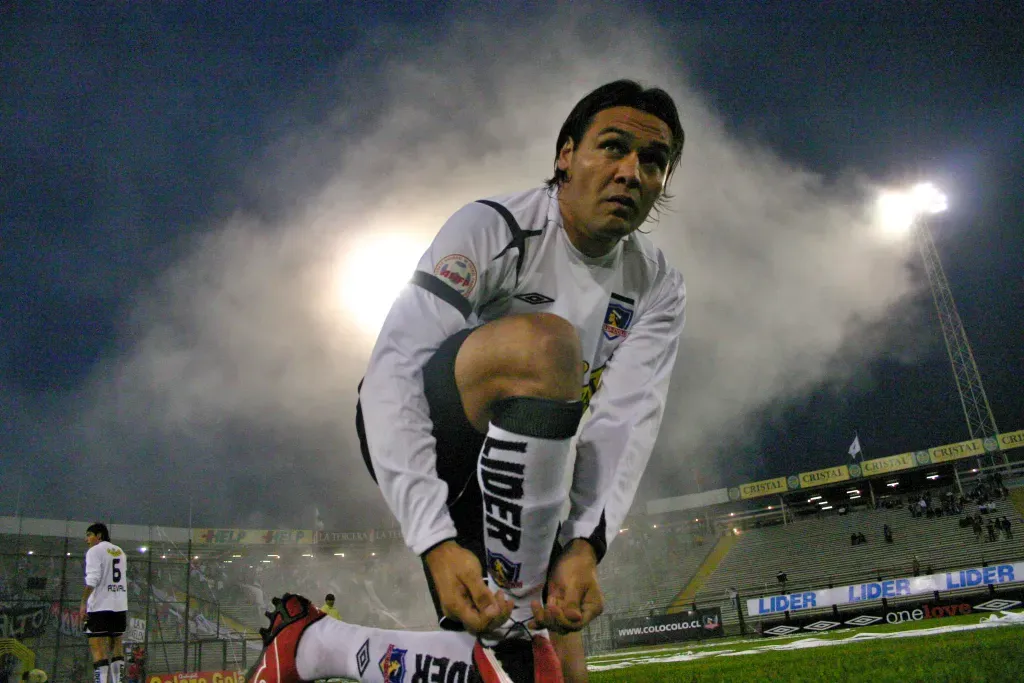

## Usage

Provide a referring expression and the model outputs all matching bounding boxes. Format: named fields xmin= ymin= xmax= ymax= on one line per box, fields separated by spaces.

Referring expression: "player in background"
xmin=249 ymin=79 xmax=686 ymax=683
xmin=320 ymin=594 xmax=340 ymax=619
xmin=80 ymin=523 xmax=129 ymax=683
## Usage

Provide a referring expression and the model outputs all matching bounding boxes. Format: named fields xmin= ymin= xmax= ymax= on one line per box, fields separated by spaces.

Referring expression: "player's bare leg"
xmin=454 ymin=313 xmax=591 ymax=681
xmin=550 ymin=633 xmax=588 ymax=683
xmin=109 ymin=636 xmax=125 ymax=683
xmin=88 ymin=637 xmax=110 ymax=683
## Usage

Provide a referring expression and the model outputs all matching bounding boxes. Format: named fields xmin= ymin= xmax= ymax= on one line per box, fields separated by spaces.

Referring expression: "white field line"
xmin=587 ymin=611 xmax=1024 ymax=672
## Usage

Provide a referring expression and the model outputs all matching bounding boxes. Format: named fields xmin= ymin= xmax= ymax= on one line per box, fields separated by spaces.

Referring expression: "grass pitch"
xmin=588 ymin=616 xmax=1024 ymax=682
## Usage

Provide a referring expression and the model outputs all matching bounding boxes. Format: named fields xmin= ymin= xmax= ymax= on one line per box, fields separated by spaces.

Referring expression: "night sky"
xmin=2 ymin=2 xmax=1021 ymax=529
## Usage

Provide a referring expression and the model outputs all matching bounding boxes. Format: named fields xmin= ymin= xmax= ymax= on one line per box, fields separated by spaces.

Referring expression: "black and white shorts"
xmin=356 ymin=328 xmax=487 ymax=625
xmin=85 ymin=610 xmax=127 ymax=638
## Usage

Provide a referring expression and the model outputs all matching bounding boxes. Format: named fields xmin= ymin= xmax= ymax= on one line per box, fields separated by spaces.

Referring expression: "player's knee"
xmin=515 ymin=313 xmax=582 ymax=398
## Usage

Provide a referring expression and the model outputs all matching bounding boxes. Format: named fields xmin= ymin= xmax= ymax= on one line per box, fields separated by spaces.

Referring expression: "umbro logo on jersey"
xmin=514 ymin=292 xmax=555 ymax=305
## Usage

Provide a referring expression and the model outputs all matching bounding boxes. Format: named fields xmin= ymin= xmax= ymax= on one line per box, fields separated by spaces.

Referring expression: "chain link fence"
xmin=1 ymin=536 xmax=263 ymax=683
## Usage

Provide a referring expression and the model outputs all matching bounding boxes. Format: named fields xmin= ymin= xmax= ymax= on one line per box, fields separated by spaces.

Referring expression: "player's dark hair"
xmin=546 ymin=80 xmax=685 ymax=196
xmin=87 ymin=522 xmax=110 ymax=542
xmin=325 ymin=593 xmax=335 ymax=601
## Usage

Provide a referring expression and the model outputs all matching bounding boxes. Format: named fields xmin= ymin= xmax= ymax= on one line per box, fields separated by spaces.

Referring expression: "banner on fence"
xmin=0 ymin=604 xmax=49 ymax=638
xmin=998 ymin=429 xmax=1024 ymax=451
xmin=797 ymin=465 xmax=850 ymax=490
xmin=313 ymin=529 xmax=404 ymax=544
xmin=859 ymin=452 xmax=917 ymax=476
xmin=611 ymin=608 xmax=723 ymax=648
xmin=192 ymin=529 xmax=311 ymax=545
xmin=125 ymin=617 xmax=146 ymax=643
xmin=747 ymin=561 xmax=1024 ymax=617
xmin=739 ymin=477 xmax=788 ymax=500
xmin=928 ymin=438 xmax=984 ymax=463
xmin=147 ymin=671 xmax=245 ymax=683
xmin=760 ymin=586 xmax=1024 ymax=636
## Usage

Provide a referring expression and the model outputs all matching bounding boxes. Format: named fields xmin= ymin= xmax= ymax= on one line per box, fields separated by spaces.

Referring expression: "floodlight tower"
xmin=879 ymin=184 xmax=1001 ymax=465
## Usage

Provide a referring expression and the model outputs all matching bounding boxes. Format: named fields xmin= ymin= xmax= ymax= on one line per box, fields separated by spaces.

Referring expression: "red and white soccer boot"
xmin=470 ymin=633 xmax=563 ymax=683
xmin=246 ymin=594 xmax=325 ymax=683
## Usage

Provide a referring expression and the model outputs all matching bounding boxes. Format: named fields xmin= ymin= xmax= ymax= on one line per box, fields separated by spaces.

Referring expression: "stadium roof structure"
xmin=648 ymin=428 xmax=1023 ymax=516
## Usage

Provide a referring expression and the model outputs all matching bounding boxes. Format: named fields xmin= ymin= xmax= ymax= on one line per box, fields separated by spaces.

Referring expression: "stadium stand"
xmin=692 ymin=496 xmax=1024 ymax=627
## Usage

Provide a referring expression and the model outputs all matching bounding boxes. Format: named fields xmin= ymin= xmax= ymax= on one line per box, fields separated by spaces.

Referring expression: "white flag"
xmin=848 ymin=435 xmax=862 ymax=458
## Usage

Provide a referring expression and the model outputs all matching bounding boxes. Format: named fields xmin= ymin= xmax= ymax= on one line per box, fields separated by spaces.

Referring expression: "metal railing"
xmin=0 ymin=543 xmax=263 ymax=682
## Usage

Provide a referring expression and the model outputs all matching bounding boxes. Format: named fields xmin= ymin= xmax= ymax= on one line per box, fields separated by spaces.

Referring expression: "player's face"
xmin=85 ymin=531 xmax=99 ymax=547
xmin=557 ymin=106 xmax=673 ymax=256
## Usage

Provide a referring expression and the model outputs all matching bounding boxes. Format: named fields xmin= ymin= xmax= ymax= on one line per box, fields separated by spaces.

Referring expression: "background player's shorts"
xmin=356 ymin=327 xmax=487 ymax=628
xmin=85 ymin=610 xmax=127 ymax=638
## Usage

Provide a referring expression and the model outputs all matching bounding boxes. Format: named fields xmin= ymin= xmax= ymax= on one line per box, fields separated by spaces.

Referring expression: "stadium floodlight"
xmin=66 ymin=552 xmax=71 ymax=557
xmin=232 ymin=554 xmax=242 ymax=558
xmin=875 ymin=182 xmax=948 ymax=239
xmin=161 ymin=555 xmax=167 ymax=559
xmin=27 ymin=550 xmax=34 ymax=555
xmin=193 ymin=555 xmax=198 ymax=559
xmin=926 ymin=473 xmax=940 ymax=480
xmin=822 ymin=506 xmax=834 ymax=510
xmin=139 ymin=546 xmax=147 ymax=553
xmin=268 ymin=554 xmax=280 ymax=558
xmin=652 ymin=524 xmax=658 ymax=529
xmin=808 ymin=496 xmax=821 ymax=502
xmin=371 ymin=552 xmax=376 ymax=557
xmin=261 ymin=560 xmax=271 ymax=563
xmin=224 ymin=560 xmax=232 ymax=563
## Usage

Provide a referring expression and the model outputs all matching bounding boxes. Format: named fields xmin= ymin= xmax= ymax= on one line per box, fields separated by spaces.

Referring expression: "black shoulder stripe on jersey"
xmin=610 ymin=292 xmax=635 ymax=305
xmin=410 ymin=271 xmax=471 ymax=319
xmin=477 ymin=199 xmax=543 ymax=285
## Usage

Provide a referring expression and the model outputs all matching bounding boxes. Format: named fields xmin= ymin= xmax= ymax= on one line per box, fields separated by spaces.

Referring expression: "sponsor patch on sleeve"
xmin=433 ymin=254 xmax=478 ymax=296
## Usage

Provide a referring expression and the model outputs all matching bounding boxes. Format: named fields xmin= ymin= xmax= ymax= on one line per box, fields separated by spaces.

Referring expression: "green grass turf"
xmin=588 ymin=608 xmax=1022 ymax=661
xmin=589 ymin=624 xmax=1024 ymax=682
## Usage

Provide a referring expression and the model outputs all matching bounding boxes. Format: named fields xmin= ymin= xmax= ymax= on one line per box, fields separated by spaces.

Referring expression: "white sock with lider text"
xmin=110 ymin=656 xmax=124 ymax=683
xmin=477 ymin=397 xmax=584 ymax=627
xmin=93 ymin=659 xmax=109 ymax=683
xmin=295 ymin=617 xmax=476 ymax=682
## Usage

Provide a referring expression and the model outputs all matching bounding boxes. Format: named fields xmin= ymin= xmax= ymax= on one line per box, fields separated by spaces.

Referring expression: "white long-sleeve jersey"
xmin=360 ymin=186 xmax=686 ymax=560
xmin=85 ymin=540 xmax=129 ymax=612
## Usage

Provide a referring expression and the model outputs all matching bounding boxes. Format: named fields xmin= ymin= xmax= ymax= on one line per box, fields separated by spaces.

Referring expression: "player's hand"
xmin=424 ymin=540 xmax=513 ymax=634
xmin=79 ymin=603 xmax=87 ymax=620
xmin=530 ymin=539 xmax=604 ymax=634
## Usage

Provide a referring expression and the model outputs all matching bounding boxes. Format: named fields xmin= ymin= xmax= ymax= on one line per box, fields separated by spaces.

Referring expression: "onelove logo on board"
xmin=761 ymin=592 xmax=1021 ymax=637
xmin=148 ymin=671 xmax=244 ymax=683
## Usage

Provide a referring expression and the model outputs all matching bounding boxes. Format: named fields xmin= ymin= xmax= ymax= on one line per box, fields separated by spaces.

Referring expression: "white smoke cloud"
xmin=23 ymin=7 xmax=926 ymax=526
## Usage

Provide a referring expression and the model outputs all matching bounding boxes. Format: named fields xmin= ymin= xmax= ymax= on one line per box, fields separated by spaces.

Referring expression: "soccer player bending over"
xmin=81 ymin=523 xmax=129 ymax=683
xmin=250 ymin=79 xmax=687 ymax=683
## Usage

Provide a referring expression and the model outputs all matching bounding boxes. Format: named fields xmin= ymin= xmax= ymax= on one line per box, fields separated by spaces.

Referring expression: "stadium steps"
xmin=691 ymin=501 xmax=1024 ymax=626
xmin=167 ymin=589 xmax=259 ymax=637
xmin=1010 ymin=488 xmax=1024 ymax=517
xmin=666 ymin=531 xmax=737 ymax=614
xmin=598 ymin=538 xmax=709 ymax=617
